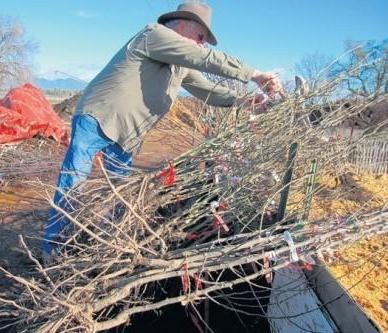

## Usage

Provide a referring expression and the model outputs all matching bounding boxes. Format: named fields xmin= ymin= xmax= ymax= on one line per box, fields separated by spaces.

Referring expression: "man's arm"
xmin=145 ymin=24 xmax=255 ymax=83
xmin=181 ymin=69 xmax=239 ymax=107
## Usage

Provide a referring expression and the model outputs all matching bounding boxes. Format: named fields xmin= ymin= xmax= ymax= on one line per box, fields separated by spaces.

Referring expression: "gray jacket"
xmin=76 ymin=23 xmax=254 ymax=150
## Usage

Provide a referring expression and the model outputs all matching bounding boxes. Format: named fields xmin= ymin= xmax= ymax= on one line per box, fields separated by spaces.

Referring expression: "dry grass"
xmin=329 ymin=235 xmax=387 ymax=331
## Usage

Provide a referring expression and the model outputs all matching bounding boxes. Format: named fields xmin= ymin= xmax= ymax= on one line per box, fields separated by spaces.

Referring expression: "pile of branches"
xmin=0 ymin=138 xmax=66 ymax=185
xmin=0 ymin=54 xmax=387 ymax=332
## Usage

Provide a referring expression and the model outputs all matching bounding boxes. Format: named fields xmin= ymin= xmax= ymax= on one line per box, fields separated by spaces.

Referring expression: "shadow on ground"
xmin=0 ymin=208 xmax=48 ymax=289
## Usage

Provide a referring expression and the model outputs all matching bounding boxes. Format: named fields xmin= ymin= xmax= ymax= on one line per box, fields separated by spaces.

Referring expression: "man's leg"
xmin=100 ymin=143 xmax=133 ymax=220
xmin=102 ymin=143 xmax=133 ymax=177
xmin=43 ymin=114 xmax=113 ymax=255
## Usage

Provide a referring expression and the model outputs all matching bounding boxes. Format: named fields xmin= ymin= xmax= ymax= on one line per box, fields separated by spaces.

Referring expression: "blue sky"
xmin=1 ymin=0 xmax=387 ymax=81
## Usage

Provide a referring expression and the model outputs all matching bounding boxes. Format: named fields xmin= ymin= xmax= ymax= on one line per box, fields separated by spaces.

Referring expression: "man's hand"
xmin=236 ymin=93 xmax=270 ymax=116
xmin=241 ymin=93 xmax=268 ymax=106
xmin=236 ymin=93 xmax=268 ymax=108
xmin=251 ymin=70 xmax=286 ymax=99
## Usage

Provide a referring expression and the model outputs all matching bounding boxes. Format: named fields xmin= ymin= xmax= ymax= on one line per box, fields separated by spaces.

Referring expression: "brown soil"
xmin=328 ymin=235 xmax=388 ymax=332
xmin=53 ymin=92 xmax=82 ymax=123
xmin=0 ymin=184 xmax=49 ymax=289
xmin=289 ymin=172 xmax=388 ymax=219
xmin=134 ymin=99 xmax=205 ymax=167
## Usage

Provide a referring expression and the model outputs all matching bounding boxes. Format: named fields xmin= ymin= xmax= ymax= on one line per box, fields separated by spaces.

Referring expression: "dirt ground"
xmin=0 ymin=99 xmax=387 ymax=330
xmin=329 ymin=235 xmax=387 ymax=331
xmin=325 ymin=174 xmax=387 ymax=332
xmin=133 ymin=100 xmax=205 ymax=167
xmin=0 ymin=185 xmax=48 ymax=288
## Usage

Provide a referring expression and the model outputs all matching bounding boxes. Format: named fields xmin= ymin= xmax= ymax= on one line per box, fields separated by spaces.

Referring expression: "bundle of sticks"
xmin=0 ymin=54 xmax=387 ymax=333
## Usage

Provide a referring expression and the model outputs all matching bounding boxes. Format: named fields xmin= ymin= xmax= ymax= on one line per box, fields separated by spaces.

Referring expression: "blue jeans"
xmin=43 ymin=114 xmax=132 ymax=255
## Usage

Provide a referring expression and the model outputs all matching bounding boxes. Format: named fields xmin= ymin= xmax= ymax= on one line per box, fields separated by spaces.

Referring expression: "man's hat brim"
xmin=158 ymin=11 xmax=217 ymax=46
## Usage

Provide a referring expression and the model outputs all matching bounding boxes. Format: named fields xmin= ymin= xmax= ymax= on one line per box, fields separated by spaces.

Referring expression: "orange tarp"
xmin=0 ymin=83 xmax=68 ymax=144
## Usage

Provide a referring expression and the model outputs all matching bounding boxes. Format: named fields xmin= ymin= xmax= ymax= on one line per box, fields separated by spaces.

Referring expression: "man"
xmin=43 ymin=2 xmax=284 ymax=256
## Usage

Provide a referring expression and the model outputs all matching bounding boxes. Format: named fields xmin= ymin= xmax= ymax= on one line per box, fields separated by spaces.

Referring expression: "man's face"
xmin=176 ymin=20 xmax=208 ymax=46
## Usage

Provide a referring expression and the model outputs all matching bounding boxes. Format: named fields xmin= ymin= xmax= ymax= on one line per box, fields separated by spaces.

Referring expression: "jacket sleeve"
xmin=181 ymin=69 xmax=238 ymax=107
xmin=145 ymin=24 xmax=255 ymax=83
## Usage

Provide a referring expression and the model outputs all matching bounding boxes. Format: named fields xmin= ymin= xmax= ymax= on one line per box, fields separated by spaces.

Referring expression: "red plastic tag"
xmin=159 ymin=162 xmax=176 ymax=186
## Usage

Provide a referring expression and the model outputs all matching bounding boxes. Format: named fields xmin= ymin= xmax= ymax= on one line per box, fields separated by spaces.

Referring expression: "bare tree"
xmin=294 ymin=51 xmax=333 ymax=89
xmin=0 ymin=16 xmax=36 ymax=91
xmin=331 ymin=39 xmax=388 ymax=98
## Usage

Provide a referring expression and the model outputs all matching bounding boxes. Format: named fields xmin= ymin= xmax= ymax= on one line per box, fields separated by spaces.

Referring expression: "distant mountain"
xmin=34 ymin=70 xmax=88 ymax=90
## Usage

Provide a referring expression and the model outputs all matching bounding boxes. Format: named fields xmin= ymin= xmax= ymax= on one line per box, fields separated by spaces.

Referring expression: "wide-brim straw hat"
xmin=158 ymin=2 xmax=217 ymax=45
